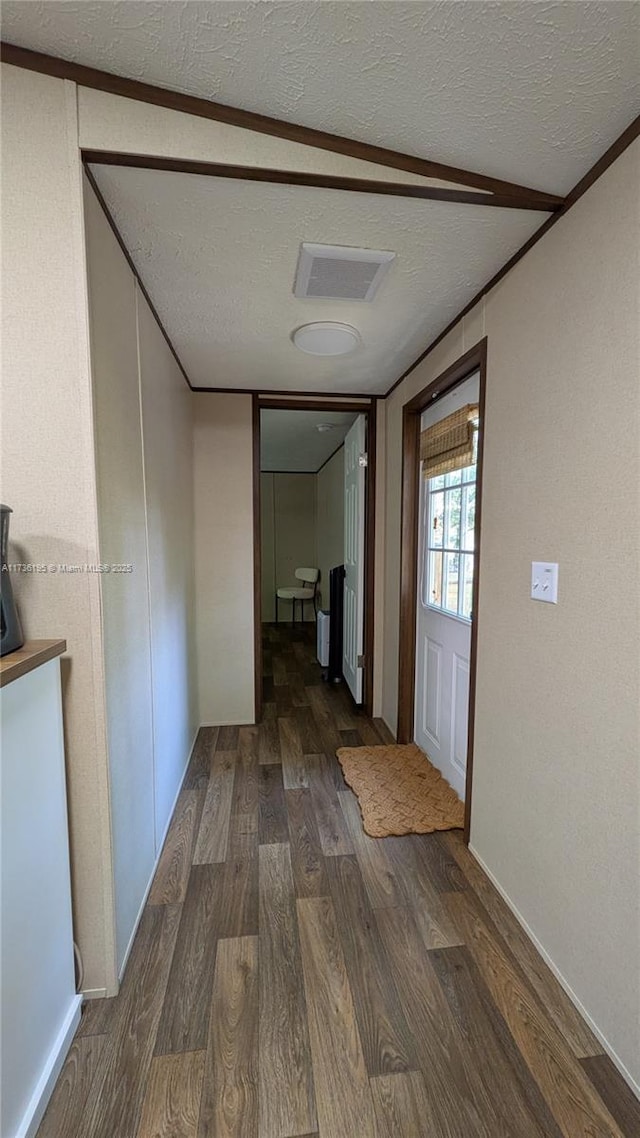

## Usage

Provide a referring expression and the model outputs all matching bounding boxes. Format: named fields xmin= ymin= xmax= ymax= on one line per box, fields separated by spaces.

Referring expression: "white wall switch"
xmin=531 ymin=561 xmax=559 ymax=603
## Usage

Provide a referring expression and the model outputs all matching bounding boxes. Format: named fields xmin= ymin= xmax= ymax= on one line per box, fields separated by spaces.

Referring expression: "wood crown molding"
xmin=82 ymin=150 xmax=559 ymax=212
xmin=2 ymin=41 xmax=562 ymax=209
xmin=384 ymin=112 xmax=640 ymax=399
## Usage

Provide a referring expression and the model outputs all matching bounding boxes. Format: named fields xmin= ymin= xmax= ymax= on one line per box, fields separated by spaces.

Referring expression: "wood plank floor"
xmin=38 ymin=623 xmax=638 ymax=1138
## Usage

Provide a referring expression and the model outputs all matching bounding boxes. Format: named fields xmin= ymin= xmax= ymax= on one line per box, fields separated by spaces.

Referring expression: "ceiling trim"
xmin=83 ymin=150 xmax=560 ymax=212
xmin=384 ymin=110 xmax=640 ymax=399
xmin=193 ymin=388 xmax=376 ymax=399
xmin=258 ymin=397 xmax=373 ymax=411
xmin=84 ymin=165 xmax=193 ymax=389
xmin=1 ymin=40 xmax=563 ymax=209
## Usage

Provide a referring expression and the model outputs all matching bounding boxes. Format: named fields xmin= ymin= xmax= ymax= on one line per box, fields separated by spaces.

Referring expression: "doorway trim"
xmin=397 ymin=338 xmax=487 ymax=842
xmin=252 ymin=396 xmax=377 ymax=721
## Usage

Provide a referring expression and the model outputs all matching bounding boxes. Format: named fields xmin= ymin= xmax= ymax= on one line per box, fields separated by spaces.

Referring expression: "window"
xmin=422 ymin=454 xmax=476 ymax=620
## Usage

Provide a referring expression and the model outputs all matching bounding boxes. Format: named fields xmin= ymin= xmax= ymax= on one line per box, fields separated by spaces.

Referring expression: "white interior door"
xmin=343 ymin=414 xmax=366 ymax=703
xmin=414 ymin=375 xmax=479 ymax=799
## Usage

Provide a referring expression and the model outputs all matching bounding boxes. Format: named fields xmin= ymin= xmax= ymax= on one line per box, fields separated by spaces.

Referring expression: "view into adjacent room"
xmin=260 ymin=409 xmax=356 ymax=624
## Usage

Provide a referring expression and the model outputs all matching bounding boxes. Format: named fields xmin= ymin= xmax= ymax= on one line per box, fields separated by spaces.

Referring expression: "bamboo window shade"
xmin=420 ymin=403 xmax=479 ymax=478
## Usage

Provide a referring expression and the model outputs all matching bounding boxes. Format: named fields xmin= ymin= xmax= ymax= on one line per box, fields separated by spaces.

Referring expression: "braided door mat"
xmin=336 ymin=742 xmax=464 ymax=838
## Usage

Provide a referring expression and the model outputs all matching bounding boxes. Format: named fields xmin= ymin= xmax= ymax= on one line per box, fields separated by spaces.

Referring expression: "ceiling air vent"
xmin=293 ymin=243 xmax=396 ymax=302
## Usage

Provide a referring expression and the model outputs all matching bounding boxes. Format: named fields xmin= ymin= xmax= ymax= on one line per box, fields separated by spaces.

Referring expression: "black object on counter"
xmin=1 ymin=505 xmax=24 ymax=657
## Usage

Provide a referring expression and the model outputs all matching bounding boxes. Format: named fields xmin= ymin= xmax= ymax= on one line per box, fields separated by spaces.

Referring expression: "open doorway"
xmin=253 ymin=399 xmax=377 ymax=721
xmin=397 ymin=340 xmax=487 ymax=841
xmin=415 ymin=372 xmax=479 ymax=799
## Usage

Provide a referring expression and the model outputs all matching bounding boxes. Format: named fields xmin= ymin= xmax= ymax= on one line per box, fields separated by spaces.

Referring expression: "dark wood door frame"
xmin=397 ymin=338 xmax=487 ymax=842
xmin=253 ymin=395 xmax=377 ymax=722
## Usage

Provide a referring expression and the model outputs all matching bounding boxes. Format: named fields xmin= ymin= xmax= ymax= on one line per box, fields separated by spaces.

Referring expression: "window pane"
xmin=428 ymin=550 xmax=443 ymax=607
xmin=460 ymin=554 xmax=474 ymax=619
xmin=445 ymin=487 xmax=461 ymax=549
xmin=429 ymin=474 xmax=445 ymax=491
xmin=462 ymin=485 xmax=476 ymax=551
xmin=443 ymin=552 xmax=459 ymax=614
xmin=430 ymin=491 xmax=444 ymax=549
xmin=445 ymin=469 xmax=461 ymax=487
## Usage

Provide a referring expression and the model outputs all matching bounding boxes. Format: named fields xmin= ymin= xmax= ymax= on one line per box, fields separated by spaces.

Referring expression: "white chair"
xmin=276 ymin=567 xmax=319 ymax=625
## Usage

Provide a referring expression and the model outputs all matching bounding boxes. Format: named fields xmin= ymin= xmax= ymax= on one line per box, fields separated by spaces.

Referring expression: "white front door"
xmin=414 ymin=375 xmax=479 ymax=799
xmin=343 ymin=414 xmax=366 ymax=704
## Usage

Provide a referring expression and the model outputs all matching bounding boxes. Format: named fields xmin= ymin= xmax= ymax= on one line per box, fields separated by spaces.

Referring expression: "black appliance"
xmin=1 ymin=504 xmax=24 ymax=657
xmin=327 ymin=564 xmax=345 ymax=684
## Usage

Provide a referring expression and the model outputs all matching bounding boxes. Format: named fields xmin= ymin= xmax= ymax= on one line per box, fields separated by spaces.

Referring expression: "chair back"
xmin=295 ymin=567 xmax=319 ymax=584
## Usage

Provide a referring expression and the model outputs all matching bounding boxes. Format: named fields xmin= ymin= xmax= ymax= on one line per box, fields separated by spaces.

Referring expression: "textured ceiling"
xmin=3 ymin=1 xmax=639 ymax=194
xmin=261 ymin=410 xmax=356 ymax=472
xmin=89 ymin=163 xmax=549 ymax=394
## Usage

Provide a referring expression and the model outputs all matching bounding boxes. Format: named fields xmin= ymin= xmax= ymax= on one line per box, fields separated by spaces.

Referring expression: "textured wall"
xmin=193 ymin=394 xmax=255 ymax=726
xmin=316 ymin=448 xmax=345 ymax=611
xmin=83 ymin=181 xmax=156 ymax=975
xmin=382 ymin=141 xmax=640 ymax=1088
xmin=1 ymin=65 xmax=116 ymax=995
xmin=137 ymin=292 xmax=198 ymax=859
xmin=85 ymin=180 xmax=198 ymax=975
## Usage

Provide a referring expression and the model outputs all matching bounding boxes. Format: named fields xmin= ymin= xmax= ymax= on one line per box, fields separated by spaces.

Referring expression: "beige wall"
xmin=76 ymin=86 xmax=453 ymax=188
xmin=1 ymin=65 xmax=115 ymax=995
xmin=262 ymin=473 xmax=318 ymax=622
xmin=316 ymin=447 xmax=345 ymax=611
xmin=83 ymin=183 xmax=155 ymax=975
xmin=382 ymin=141 xmax=640 ymax=1088
xmin=137 ymin=294 xmax=198 ymax=856
xmin=84 ymin=178 xmax=198 ymax=976
xmin=193 ymin=394 xmax=255 ymax=725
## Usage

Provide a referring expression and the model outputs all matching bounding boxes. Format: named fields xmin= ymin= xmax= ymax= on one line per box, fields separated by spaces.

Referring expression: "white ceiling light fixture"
xmin=292 ymin=322 xmax=361 ymax=357
xmin=294 ymin=243 xmax=396 ymax=301
xmin=316 ymin=423 xmax=337 ymax=433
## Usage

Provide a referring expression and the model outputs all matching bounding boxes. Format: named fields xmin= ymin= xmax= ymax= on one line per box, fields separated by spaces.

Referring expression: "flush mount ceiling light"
xmin=316 ymin=423 xmax=337 ymax=433
xmin=292 ymin=322 xmax=361 ymax=357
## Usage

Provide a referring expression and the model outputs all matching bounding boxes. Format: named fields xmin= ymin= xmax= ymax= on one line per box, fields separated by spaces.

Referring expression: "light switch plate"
xmin=531 ymin=561 xmax=559 ymax=603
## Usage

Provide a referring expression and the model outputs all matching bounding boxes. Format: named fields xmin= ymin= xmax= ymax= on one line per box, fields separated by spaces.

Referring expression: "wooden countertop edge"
xmin=0 ymin=639 xmax=67 ymax=687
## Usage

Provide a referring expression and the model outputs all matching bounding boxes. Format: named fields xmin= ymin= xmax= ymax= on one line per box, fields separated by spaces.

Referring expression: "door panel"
xmin=451 ymin=653 xmax=470 ymax=777
xmin=415 ymin=556 xmax=470 ymax=799
xmin=343 ymin=415 xmax=366 ymax=703
xmin=414 ymin=376 xmax=479 ymax=800
xmin=421 ymin=636 xmax=441 ymax=749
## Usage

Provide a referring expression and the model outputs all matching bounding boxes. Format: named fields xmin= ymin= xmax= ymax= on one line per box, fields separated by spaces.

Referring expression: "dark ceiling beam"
xmin=1 ymin=41 xmax=563 ymax=210
xmin=82 ymin=150 xmax=558 ymax=211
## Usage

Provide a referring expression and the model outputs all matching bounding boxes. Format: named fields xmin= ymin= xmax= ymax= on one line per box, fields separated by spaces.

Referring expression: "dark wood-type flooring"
xmin=38 ymin=623 xmax=638 ymax=1137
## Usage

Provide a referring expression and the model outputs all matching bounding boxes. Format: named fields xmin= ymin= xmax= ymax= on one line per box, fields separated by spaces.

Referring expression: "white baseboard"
xmin=16 ymin=994 xmax=82 ymax=1138
xmin=469 ymin=844 xmax=640 ymax=1100
xmin=115 ymin=727 xmax=199 ymax=982
xmin=81 ymin=987 xmax=108 ymax=1000
xmin=199 ymin=718 xmax=255 ymax=728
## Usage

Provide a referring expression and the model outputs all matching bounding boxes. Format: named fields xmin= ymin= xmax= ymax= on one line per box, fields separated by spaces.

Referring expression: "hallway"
xmin=37 ymin=625 xmax=637 ymax=1138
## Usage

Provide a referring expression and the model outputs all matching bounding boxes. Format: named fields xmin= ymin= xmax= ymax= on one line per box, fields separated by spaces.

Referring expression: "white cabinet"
xmin=1 ymin=644 xmax=81 ymax=1138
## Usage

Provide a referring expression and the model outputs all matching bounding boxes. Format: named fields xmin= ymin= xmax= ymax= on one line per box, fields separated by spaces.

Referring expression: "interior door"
xmin=414 ymin=376 xmax=479 ymax=798
xmin=343 ymin=414 xmax=366 ymax=703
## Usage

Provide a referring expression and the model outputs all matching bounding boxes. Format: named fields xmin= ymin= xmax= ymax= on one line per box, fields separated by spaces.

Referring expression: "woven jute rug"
xmin=336 ymin=742 xmax=464 ymax=838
